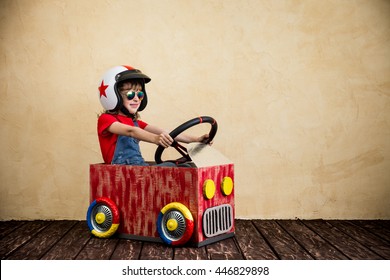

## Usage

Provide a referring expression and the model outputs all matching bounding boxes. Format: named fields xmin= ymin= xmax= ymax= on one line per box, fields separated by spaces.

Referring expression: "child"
xmin=97 ymin=65 xmax=209 ymax=166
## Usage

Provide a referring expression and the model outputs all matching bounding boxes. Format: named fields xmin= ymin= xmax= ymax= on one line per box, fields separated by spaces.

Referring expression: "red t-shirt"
xmin=97 ymin=114 xmax=148 ymax=163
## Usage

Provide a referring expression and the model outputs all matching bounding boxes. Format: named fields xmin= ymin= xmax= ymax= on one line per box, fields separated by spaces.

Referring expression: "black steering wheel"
xmin=154 ymin=116 xmax=218 ymax=164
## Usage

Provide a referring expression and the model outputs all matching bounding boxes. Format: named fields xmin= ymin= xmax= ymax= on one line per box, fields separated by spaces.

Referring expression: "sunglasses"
xmin=125 ymin=91 xmax=145 ymax=101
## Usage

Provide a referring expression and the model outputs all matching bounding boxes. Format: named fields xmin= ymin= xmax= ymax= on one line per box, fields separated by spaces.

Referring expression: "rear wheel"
xmin=86 ymin=197 xmax=119 ymax=238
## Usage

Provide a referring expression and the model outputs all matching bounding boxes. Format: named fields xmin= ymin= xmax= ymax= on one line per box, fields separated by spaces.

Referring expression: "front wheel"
xmin=86 ymin=197 xmax=120 ymax=238
xmin=157 ymin=202 xmax=194 ymax=246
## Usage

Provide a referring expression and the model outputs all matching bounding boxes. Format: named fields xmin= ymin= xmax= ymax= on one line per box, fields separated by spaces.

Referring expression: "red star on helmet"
xmin=99 ymin=80 xmax=109 ymax=98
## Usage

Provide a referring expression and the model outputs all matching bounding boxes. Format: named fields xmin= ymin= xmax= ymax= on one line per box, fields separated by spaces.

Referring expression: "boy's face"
xmin=119 ymin=81 xmax=144 ymax=115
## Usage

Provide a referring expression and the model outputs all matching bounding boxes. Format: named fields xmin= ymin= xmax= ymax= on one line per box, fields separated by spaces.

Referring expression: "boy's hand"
xmin=198 ymin=134 xmax=212 ymax=145
xmin=157 ymin=133 xmax=173 ymax=148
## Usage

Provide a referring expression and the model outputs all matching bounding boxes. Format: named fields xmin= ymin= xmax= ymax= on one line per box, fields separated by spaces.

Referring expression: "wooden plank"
xmin=206 ymin=237 xmax=243 ymax=260
xmin=277 ymin=220 xmax=347 ymax=260
xmin=110 ymin=239 xmax=143 ymax=260
xmin=329 ymin=220 xmax=390 ymax=259
xmin=139 ymin=242 xmax=173 ymax=260
xmin=352 ymin=220 xmax=390 ymax=243
xmin=1 ymin=220 xmax=387 ymax=260
xmin=253 ymin=220 xmax=313 ymax=260
xmin=0 ymin=220 xmax=49 ymax=259
xmin=376 ymin=220 xmax=390 ymax=230
xmin=303 ymin=220 xmax=383 ymax=260
xmin=174 ymin=246 xmax=208 ymax=260
xmin=7 ymin=220 xmax=77 ymax=260
xmin=76 ymin=237 xmax=119 ymax=260
xmin=41 ymin=221 xmax=91 ymax=260
xmin=0 ymin=221 xmax=26 ymax=239
xmin=234 ymin=219 xmax=278 ymax=260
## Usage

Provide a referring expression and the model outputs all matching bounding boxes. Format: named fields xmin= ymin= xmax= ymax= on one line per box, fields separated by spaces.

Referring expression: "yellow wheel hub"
xmin=95 ymin=212 xmax=106 ymax=224
xmin=166 ymin=218 xmax=178 ymax=231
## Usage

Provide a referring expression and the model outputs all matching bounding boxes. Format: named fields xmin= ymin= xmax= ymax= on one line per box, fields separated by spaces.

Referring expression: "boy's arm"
xmin=144 ymin=124 xmax=209 ymax=144
xmin=107 ymin=122 xmax=173 ymax=148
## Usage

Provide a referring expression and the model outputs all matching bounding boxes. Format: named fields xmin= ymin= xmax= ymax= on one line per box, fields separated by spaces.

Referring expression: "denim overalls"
xmin=111 ymin=121 xmax=148 ymax=166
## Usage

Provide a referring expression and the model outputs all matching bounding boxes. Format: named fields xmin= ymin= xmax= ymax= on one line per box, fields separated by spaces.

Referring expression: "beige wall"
xmin=1 ymin=0 xmax=389 ymax=220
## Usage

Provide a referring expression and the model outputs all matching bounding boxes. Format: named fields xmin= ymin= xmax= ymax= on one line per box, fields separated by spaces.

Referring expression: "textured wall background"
xmin=1 ymin=0 xmax=389 ymax=220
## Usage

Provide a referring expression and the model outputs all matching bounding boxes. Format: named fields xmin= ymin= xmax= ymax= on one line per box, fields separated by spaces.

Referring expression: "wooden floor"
xmin=1 ymin=219 xmax=389 ymax=260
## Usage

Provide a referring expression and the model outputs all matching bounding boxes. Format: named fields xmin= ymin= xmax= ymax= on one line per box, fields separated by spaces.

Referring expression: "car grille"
xmin=203 ymin=204 xmax=233 ymax=238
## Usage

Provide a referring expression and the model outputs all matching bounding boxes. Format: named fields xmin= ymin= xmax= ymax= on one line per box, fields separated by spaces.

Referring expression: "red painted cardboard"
xmin=90 ymin=163 xmax=234 ymax=246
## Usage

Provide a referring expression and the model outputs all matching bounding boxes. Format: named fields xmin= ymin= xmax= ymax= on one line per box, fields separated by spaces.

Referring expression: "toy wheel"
xmin=157 ymin=202 xmax=194 ymax=246
xmin=86 ymin=197 xmax=119 ymax=238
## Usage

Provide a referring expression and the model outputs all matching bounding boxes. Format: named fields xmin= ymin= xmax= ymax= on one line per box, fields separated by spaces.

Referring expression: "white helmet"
xmin=98 ymin=65 xmax=151 ymax=112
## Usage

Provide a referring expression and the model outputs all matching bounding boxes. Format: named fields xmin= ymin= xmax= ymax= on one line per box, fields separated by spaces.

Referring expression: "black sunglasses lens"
xmin=126 ymin=91 xmax=135 ymax=100
xmin=137 ymin=91 xmax=144 ymax=99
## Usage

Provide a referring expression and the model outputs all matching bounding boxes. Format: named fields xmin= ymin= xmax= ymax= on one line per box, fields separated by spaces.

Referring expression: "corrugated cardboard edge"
xmin=187 ymin=143 xmax=233 ymax=167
